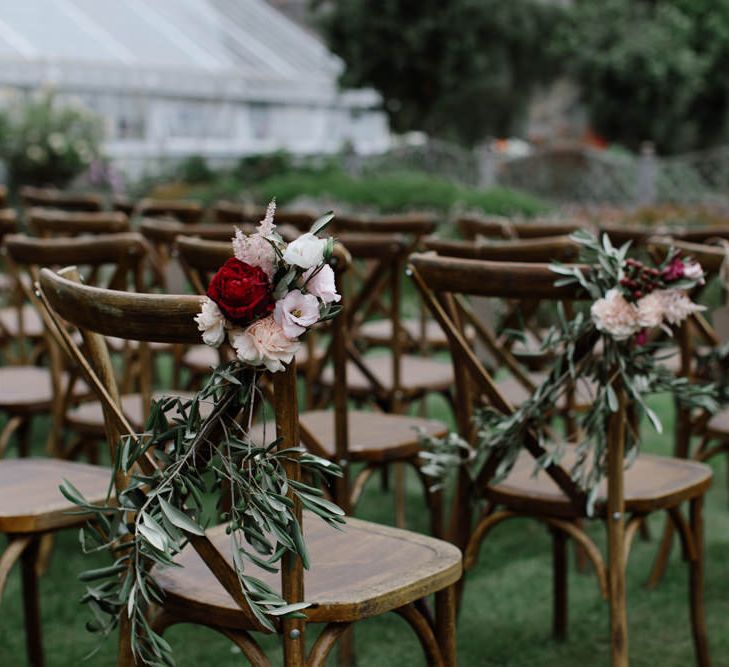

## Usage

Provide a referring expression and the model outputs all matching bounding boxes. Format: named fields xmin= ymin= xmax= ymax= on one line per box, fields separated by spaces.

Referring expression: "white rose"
xmin=194 ymin=298 xmax=226 ymax=347
xmin=302 ymin=264 xmax=340 ymax=304
xmin=282 ymin=233 xmax=327 ymax=269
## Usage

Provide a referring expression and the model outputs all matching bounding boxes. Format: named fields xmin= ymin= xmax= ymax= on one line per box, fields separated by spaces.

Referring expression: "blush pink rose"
xmin=229 ymin=316 xmax=300 ymax=373
xmin=591 ymin=288 xmax=639 ymax=340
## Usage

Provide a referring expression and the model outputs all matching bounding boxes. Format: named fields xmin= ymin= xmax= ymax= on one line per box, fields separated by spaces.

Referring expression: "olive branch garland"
xmin=61 ymin=361 xmax=344 ymax=666
xmin=419 ymin=230 xmax=718 ymax=514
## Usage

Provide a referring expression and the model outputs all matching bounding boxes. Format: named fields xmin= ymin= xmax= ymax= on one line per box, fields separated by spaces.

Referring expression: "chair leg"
xmin=21 ymin=537 xmax=44 ymax=667
xmin=607 ymin=517 xmax=628 ymax=667
xmin=435 ymin=585 xmax=457 ymax=667
xmin=689 ymin=497 xmax=711 ymax=667
xmin=552 ymin=528 xmax=568 ymax=641
xmin=337 ymin=627 xmax=355 ymax=667
xmin=394 ymin=463 xmax=407 ymax=528
xmin=647 ymin=515 xmax=674 ymax=589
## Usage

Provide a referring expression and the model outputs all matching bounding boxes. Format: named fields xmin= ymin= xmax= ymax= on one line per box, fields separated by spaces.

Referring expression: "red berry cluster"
xmin=619 ymin=258 xmax=663 ymax=302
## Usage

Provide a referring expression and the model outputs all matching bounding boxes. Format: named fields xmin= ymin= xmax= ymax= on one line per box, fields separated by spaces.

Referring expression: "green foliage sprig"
xmin=61 ymin=362 xmax=343 ymax=666
xmin=419 ymin=231 xmax=718 ymax=514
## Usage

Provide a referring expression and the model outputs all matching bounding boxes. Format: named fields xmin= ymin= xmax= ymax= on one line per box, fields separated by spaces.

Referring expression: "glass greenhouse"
xmin=0 ymin=0 xmax=390 ymax=174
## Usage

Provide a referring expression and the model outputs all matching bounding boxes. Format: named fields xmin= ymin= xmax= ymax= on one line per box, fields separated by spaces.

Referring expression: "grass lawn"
xmin=1 ymin=393 xmax=729 ymax=666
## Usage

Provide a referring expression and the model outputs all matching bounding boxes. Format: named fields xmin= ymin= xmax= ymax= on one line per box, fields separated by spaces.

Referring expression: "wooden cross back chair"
xmin=316 ymin=230 xmax=454 ymax=414
xmin=1 ymin=209 xmax=134 ymax=361
xmin=211 ymin=202 xmax=319 ymax=232
xmin=645 ymin=237 xmax=729 ymax=588
xmin=26 ymin=207 xmax=129 ymax=238
xmin=422 ymin=235 xmax=591 ymax=410
xmin=409 ymin=252 xmax=713 ymax=666
xmin=135 ymin=198 xmax=204 ymax=224
xmin=4 ymin=232 xmax=165 ymax=462
xmin=457 ymin=213 xmax=587 ymax=241
xmin=37 ymin=267 xmax=462 ymax=667
xmin=334 ymin=213 xmax=452 ymax=352
xmin=19 ymin=186 xmax=104 ymax=213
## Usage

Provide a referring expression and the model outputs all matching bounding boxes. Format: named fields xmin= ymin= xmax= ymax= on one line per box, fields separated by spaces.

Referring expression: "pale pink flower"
xmin=683 ymin=261 xmax=705 ymax=285
xmin=302 ymin=264 xmax=340 ymax=304
xmin=195 ymin=297 xmax=226 ymax=347
xmin=274 ymin=289 xmax=320 ymax=338
xmin=636 ymin=292 xmax=665 ymax=328
xmin=283 ymin=233 xmax=327 ymax=269
xmin=591 ymin=288 xmax=639 ymax=340
xmin=231 ymin=199 xmax=279 ymax=279
xmin=232 ymin=230 xmax=276 ymax=279
xmin=229 ymin=316 xmax=300 ymax=373
xmin=258 ymin=199 xmax=276 ymax=236
xmin=656 ymin=289 xmax=706 ymax=326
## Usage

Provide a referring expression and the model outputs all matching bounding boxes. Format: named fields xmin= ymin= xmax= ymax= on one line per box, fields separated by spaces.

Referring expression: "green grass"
xmin=188 ymin=167 xmax=550 ymax=218
xmin=1 ymin=393 xmax=729 ymax=665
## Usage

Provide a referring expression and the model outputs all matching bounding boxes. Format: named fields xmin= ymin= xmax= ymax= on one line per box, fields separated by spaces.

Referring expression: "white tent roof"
xmin=0 ymin=0 xmax=377 ymax=106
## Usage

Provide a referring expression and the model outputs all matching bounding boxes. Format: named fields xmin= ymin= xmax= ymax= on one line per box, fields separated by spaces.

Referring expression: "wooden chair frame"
xmin=37 ymin=268 xmax=460 ymax=667
xmin=409 ymin=251 xmax=711 ymax=667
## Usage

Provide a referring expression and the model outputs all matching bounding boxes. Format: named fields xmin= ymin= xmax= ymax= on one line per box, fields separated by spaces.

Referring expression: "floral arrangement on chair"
xmin=58 ymin=202 xmax=344 ymax=665
xmin=420 ymin=231 xmax=718 ymax=511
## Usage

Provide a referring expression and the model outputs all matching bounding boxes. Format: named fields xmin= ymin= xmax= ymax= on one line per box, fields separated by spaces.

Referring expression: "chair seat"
xmin=495 ymin=372 xmax=594 ymax=411
xmin=153 ymin=513 xmax=462 ymax=628
xmin=252 ymin=410 xmax=447 ymax=464
xmin=706 ymin=406 xmax=729 ymax=437
xmin=67 ymin=391 xmax=209 ymax=434
xmin=0 ymin=367 xmax=88 ymax=412
xmin=320 ymin=355 xmax=454 ymax=397
xmin=0 ymin=303 xmax=44 ymax=339
xmin=0 ymin=458 xmax=110 ymax=532
xmin=183 ymin=344 xmax=319 ymax=374
xmin=487 ymin=450 xmax=712 ymax=518
xmin=359 ymin=318 xmax=475 ymax=350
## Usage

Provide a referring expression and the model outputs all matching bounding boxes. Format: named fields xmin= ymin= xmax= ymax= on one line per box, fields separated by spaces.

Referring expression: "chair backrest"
xmin=37 ymin=263 xmax=306 ymax=657
xmin=0 ymin=208 xmax=17 ymax=240
xmin=424 ymin=235 xmax=582 ymax=376
xmin=457 ymin=213 xmax=585 ymax=241
xmin=408 ymin=252 xmax=625 ymax=546
xmin=136 ymin=198 xmax=204 ymax=224
xmin=6 ymin=233 xmax=151 ymax=454
xmin=20 ymin=186 xmax=104 ymax=212
xmin=211 ymin=200 xmax=263 ymax=224
xmin=27 ymin=208 xmax=129 ymax=237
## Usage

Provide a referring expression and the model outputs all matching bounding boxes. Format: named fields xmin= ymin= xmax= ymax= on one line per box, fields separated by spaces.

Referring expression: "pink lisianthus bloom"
xmin=302 ymin=264 xmax=340 ymax=304
xmin=229 ymin=316 xmax=300 ymax=373
xmin=232 ymin=200 xmax=278 ymax=279
xmin=591 ymin=288 xmax=639 ymax=340
xmin=274 ymin=289 xmax=321 ymax=338
xmin=194 ymin=297 xmax=226 ymax=347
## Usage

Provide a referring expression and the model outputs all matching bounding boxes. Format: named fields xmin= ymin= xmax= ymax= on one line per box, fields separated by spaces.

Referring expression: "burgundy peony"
xmin=207 ymin=258 xmax=274 ymax=326
xmin=662 ymin=256 xmax=685 ymax=282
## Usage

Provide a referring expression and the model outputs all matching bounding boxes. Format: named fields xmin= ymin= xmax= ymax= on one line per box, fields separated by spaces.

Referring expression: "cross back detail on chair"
xmin=408 ymin=252 xmax=595 ymax=511
xmin=423 ymin=235 xmax=584 ymax=399
xmin=37 ymin=268 xmax=309 ymax=664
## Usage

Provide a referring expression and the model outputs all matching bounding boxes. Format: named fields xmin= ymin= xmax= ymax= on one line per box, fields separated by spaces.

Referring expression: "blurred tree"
xmin=556 ymin=0 xmax=729 ymax=153
xmin=314 ymin=0 xmax=566 ymax=146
